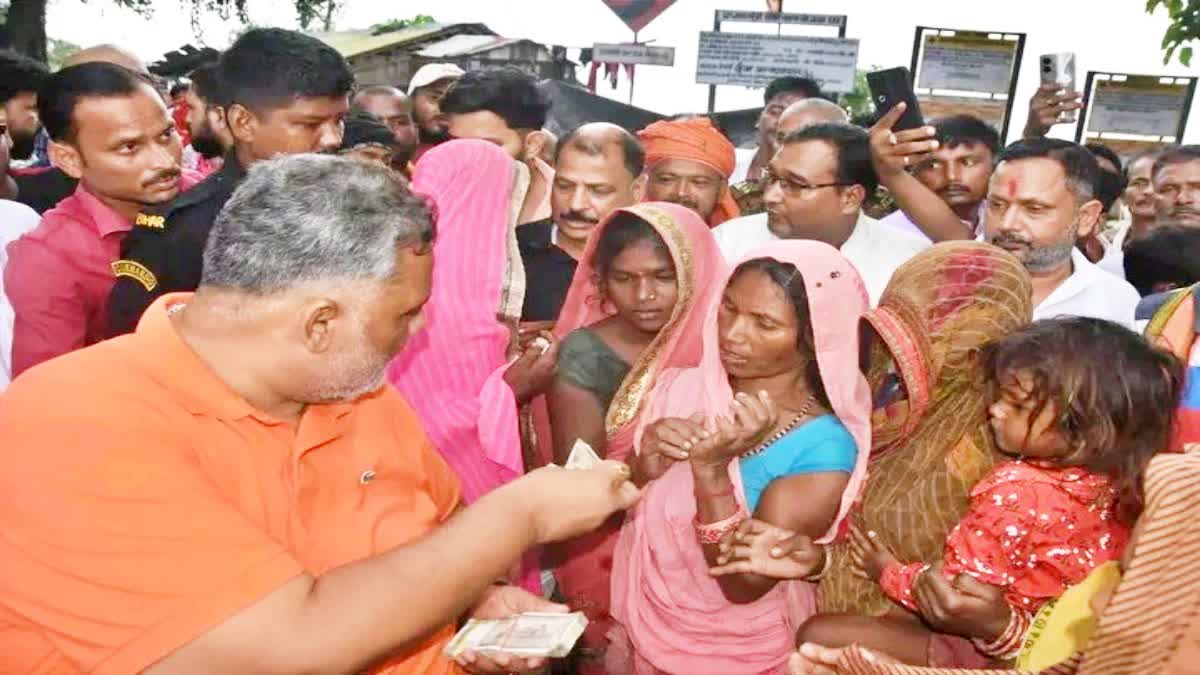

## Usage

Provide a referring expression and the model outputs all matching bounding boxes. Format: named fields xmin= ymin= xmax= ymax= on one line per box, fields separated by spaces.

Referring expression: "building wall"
xmin=349 ymin=45 xmax=575 ymax=88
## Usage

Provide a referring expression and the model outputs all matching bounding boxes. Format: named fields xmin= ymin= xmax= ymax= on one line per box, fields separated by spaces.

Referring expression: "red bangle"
xmin=972 ymin=605 xmax=1031 ymax=660
xmin=695 ymin=508 xmax=747 ymax=545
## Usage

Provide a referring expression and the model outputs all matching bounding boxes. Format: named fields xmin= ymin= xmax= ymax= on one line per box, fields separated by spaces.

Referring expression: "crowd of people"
xmin=0 ymin=22 xmax=1199 ymax=675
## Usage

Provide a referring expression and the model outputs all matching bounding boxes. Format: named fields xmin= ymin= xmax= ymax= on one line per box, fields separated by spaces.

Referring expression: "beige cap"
xmin=407 ymin=63 xmax=465 ymax=95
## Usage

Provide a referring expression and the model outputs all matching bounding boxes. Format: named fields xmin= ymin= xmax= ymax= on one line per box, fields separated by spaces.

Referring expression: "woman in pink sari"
xmin=387 ymin=139 xmax=550 ymax=591
xmin=542 ymin=203 xmax=727 ymax=672
xmin=608 ymin=241 xmax=872 ymax=674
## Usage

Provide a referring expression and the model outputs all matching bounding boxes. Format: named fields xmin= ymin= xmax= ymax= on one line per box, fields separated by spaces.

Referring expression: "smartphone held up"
xmin=867 ymin=67 xmax=925 ymax=131
xmin=1040 ymin=53 xmax=1077 ymax=123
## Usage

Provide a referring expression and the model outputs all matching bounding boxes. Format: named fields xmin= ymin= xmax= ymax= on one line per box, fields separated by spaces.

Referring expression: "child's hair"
xmin=982 ymin=317 xmax=1184 ymax=524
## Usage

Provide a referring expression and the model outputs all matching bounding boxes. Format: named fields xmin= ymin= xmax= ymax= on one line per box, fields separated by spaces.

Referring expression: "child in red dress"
xmin=841 ymin=317 xmax=1185 ymax=663
xmin=717 ymin=318 xmax=1185 ymax=666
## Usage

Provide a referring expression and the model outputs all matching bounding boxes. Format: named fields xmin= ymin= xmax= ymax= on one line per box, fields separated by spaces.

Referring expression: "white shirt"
xmin=1033 ymin=248 xmax=1140 ymax=329
xmin=731 ymin=147 xmax=756 ymax=184
xmin=879 ymin=202 xmax=987 ymax=244
xmin=0 ymin=200 xmax=43 ymax=391
xmin=711 ymin=211 xmax=931 ymax=306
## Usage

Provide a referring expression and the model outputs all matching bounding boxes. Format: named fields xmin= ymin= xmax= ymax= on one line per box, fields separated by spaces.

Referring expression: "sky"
xmin=46 ymin=0 xmax=1199 ymax=143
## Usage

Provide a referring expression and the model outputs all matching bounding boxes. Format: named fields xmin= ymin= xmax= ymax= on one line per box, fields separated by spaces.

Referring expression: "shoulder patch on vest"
xmin=111 ymin=259 xmax=158 ymax=291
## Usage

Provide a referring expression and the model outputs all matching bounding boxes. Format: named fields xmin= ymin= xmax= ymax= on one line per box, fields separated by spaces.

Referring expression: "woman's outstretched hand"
xmin=709 ymin=518 xmax=825 ymax=580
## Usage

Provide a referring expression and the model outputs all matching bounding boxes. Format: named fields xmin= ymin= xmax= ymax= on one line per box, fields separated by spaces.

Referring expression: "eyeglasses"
xmin=760 ymin=171 xmax=852 ymax=198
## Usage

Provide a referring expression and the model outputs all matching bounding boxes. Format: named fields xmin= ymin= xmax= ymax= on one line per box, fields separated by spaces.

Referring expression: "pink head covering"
xmin=387 ymin=139 xmax=526 ymax=505
xmin=548 ymin=202 xmax=728 ymax=455
xmin=609 ymin=240 xmax=872 ymax=674
xmin=536 ymin=202 xmax=728 ymax=656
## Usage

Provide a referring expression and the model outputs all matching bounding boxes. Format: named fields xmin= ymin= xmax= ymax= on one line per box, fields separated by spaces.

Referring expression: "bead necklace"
xmin=740 ymin=395 xmax=817 ymax=458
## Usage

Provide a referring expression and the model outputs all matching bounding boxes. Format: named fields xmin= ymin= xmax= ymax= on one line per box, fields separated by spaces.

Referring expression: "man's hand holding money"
xmin=452 ymin=586 xmax=570 ymax=673
xmin=517 ymin=460 xmax=640 ymax=544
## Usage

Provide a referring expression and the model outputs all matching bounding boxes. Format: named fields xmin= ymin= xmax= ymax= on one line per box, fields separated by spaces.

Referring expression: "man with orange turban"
xmin=637 ymin=116 xmax=741 ymax=227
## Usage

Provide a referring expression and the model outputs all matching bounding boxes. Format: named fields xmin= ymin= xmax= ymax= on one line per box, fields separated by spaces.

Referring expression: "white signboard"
xmin=696 ymin=31 xmax=859 ymax=93
xmin=918 ymin=33 xmax=1016 ymax=94
xmin=592 ymin=43 xmax=676 ymax=67
xmin=715 ymin=10 xmax=846 ymax=28
xmin=1087 ymin=76 xmax=1192 ymax=138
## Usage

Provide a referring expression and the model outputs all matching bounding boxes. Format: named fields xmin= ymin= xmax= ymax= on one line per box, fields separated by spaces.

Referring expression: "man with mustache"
xmin=877 ymin=114 xmax=999 ymax=243
xmin=1153 ymin=146 xmax=1200 ymax=228
xmin=3 ymin=63 xmax=201 ymax=377
xmin=638 ymin=116 xmax=741 ymax=227
xmin=107 ymin=28 xmax=353 ymax=336
xmin=519 ymin=122 xmax=644 ymax=322
xmin=10 ymin=45 xmax=154 ymax=214
xmin=983 ymin=138 xmax=1139 ymax=326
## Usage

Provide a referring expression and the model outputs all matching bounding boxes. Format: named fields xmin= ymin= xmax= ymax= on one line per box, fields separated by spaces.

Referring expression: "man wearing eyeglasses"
xmin=711 ymin=122 xmax=929 ymax=305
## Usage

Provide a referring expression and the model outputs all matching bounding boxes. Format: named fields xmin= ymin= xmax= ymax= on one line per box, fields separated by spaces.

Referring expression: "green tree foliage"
xmin=839 ymin=69 xmax=874 ymax=119
xmin=1147 ymin=0 xmax=1198 ymax=66
xmin=0 ymin=0 xmax=341 ymax=63
xmin=47 ymin=37 xmax=81 ymax=70
xmin=370 ymin=14 xmax=435 ymax=36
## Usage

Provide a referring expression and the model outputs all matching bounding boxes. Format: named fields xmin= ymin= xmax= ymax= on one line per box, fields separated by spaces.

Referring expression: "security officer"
xmin=107 ymin=27 xmax=352 ymax=335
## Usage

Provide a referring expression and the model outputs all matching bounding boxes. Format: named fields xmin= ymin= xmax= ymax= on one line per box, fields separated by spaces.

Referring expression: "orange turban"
xmin=637 ymin=117 xmax=741 ymax=227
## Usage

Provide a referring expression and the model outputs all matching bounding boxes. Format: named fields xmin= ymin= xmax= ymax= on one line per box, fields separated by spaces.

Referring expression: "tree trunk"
xmin=322 ymin=0 xmax=337 ymax=31
xmin=0 ymin=0 xmax=48 ymax=64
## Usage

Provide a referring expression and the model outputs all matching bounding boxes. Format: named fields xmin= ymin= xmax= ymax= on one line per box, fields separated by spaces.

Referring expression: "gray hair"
xmin=202 ymin=154 xmax=433 ymax=293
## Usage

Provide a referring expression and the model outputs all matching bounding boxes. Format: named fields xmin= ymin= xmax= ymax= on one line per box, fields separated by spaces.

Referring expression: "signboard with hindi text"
xmin=592 ymin=43 xmax=676 ymax=67
xmin=714 ymin=10 xmax=847 ymax=29
xmin=910 ymin=27 xmax=1025 ymax=142
xmin=696 ymin=32 xmax=859 ymax=93
xmin=1077 ymin=73 xmax=1196 ymax=143
xmin=704 ymin=9 xmax=850 ymax=112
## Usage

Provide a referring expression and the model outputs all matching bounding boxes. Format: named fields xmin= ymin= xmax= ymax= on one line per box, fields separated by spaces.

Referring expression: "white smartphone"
xmin=1040 ymin=53 xmax=1077 ymax=123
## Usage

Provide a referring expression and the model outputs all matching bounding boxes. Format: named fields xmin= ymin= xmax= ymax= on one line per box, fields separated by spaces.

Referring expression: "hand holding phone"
xmin=1039 ymin=53 xmax=1078 ymax=123
xmin=867 ymin=68 xmax=925 ymax=131
xmin=867 ymin=102 xmax=939 ymax=179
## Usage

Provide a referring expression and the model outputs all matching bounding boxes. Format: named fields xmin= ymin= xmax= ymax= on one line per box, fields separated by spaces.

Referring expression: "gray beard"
xmin=1023 ymin=238 xmax=1076 ymax=273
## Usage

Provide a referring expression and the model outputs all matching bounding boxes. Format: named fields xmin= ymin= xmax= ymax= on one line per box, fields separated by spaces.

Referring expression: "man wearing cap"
xmin=637 ymin=116 xmax=741 ymax=227
xmin=407 ymin=63 xmax=463 ymax=162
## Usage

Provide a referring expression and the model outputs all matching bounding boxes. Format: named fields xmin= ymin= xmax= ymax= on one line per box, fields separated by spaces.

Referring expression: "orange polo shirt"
xmin=0 ymin=294 xmax=464 ymax=674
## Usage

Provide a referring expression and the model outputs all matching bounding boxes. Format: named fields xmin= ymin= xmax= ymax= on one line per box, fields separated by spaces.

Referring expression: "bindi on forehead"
xmin=1006 ymin=178 xmax=1019 ymax=199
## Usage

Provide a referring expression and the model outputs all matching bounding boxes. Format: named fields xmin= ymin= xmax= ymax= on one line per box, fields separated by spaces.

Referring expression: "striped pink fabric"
xmin=387 ymin=140 xmax=524 ymax=506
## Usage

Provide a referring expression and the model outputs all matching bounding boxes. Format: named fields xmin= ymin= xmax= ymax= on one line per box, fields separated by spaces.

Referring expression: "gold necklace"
xmin=740 ymin=395 xmax=817 ymax=458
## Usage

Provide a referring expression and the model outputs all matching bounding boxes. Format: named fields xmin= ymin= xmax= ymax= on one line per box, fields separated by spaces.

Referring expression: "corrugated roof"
xmin=313 ymin=23 xmax=494 ymax=59
xmin=415 ymin=34 xmax=524 ymax=58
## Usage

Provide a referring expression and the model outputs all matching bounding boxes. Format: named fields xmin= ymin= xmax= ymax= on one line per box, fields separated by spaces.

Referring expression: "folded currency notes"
xmin=444 ymin=611 xmax=588 ymax=659
xmin=565 ymin=439 xmax=603 ymax=470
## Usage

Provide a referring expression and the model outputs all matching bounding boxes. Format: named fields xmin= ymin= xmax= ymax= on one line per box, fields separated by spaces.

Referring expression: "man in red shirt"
xmin=3 ymin=62 xmax=199 ymax=377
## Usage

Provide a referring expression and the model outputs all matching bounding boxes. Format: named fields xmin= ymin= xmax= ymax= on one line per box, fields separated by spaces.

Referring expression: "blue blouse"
xmin=738 ymin=414 xmax=857 ymax=512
